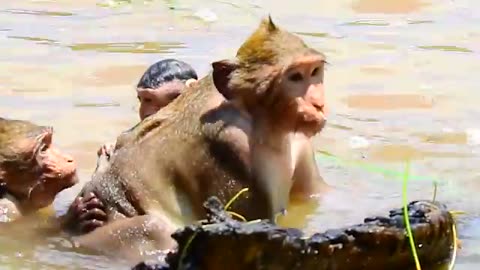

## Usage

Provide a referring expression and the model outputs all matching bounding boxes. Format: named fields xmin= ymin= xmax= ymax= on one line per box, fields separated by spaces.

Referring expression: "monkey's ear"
xmin=185 ymin=78 xmax=197 ymax=87
xmin=37 ymin=127 xmax=53 ymax=145
xmin=212 ymin=59 xmax=239 ymax=100
xmin=267 ymin=14 xmax=277 ymax=31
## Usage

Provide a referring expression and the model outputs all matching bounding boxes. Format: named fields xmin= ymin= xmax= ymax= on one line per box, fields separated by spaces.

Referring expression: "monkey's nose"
xmin=312 ymin=103 xmax=327 ymax=120
xmin=66 ymin=155 xmax=74 ymax=163
xmin=306 ymin=85 xmax=326 ymax=113
xmin=313 ymin=104 xmax=324 ymax=113
xmin=64 ymin=155 xmax=76 ymax=172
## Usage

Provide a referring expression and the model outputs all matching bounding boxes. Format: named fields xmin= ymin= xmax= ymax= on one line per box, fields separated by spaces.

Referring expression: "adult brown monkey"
xmin=0 ymin=118 xmax=78 ymax=222
xmin=63 ymin=16 xmax=329 ymax=263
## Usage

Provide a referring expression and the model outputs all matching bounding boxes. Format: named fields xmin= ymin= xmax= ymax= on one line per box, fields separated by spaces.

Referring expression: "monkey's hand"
xmin=63 ymin=192 xmax=108 ymax=234
xmin=97 ymin=142 xmax=115 ymax=160
xmin=94 ymin=142 xmax=115 ymax=175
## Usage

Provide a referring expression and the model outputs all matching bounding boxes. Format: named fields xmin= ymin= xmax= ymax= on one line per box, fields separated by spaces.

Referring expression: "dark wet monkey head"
xmin=212 ymin=16 xmax=327 ymax=136
xmin=0 ymin=118 xmax=78 ymax=211
xmin=137 ymin=59 xmax=198 ymax=120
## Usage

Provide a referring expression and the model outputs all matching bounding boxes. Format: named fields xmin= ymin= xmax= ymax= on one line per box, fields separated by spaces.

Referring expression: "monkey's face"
xmin=4 ymin=128 xmax=78 ymax=210
xmin=212 ymin=55 xmax=327 ymax=137
xmin=274 ymin=55 xmax=327 ymax=136
xmin=137 ymin=80 xmax=188 ymax=120
xmin=212 ymin=16 xmax=328 ymax=137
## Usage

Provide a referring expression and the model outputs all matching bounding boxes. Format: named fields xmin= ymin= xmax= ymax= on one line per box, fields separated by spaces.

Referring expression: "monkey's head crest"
xmin=235 ymin=15 xmax=282 ymax=65
xmin=235 ymin=15 xmax=308 ymax=66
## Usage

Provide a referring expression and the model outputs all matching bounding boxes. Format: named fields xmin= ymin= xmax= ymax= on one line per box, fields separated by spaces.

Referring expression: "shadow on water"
xmin=407 ymin=19 xmax=435 ymax=25
xmin=294 ymin=31 xmax=332 ymax=38
xmin=418 ymin=45 xmax=474 ymax=53
xmin=6 ymin=35 xmax=187 ymax=54
xmin=69 ymin=41 xmax=187 ymax=54
xmin=1 ymin=8 xmax=74 ymax=17
xmin=8 ymin=35 xmax=60 ymax=45
xmin=343 ymin=19 xmax=390 ymax=26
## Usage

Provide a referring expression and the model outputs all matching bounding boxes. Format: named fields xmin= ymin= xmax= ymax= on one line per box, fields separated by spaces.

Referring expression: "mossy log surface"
xmin=133 ymin=197 xmax=454 ymax=270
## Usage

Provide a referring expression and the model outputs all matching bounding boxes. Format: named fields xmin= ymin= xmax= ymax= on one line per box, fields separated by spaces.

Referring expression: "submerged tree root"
xmin=133 ymin=197 xmax=454 ymax=270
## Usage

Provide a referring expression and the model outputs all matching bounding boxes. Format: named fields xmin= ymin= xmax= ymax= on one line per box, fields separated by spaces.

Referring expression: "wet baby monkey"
xmin=0 ymin=118 xmax=77 ymax=222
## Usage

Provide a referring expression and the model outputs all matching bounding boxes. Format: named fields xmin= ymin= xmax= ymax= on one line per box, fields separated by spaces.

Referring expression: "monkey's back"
xmin=137 ymin=74 xmax=255 ymax=219
xmin=82 ymin=74 xmax=257 ymax=224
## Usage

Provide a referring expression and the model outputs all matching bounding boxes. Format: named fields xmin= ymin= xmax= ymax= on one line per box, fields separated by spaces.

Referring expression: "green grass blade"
xmin=402 ymin=161 xmax=422 ymax=270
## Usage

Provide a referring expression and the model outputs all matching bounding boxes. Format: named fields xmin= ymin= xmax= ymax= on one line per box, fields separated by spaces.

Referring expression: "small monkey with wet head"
xmin=136 ymin=59 xmax=198 ymax=120
xmin=63 ymin=16 xmax=329 ymax=264
xmin=98 ymin=59 xmax=198 ymax=161
xmin=65 ymin=59 xmax=199 ymax=234
xmin=0 ymin=118 xmax=78 ymax=222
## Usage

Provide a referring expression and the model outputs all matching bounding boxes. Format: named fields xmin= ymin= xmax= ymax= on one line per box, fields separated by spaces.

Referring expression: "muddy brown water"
xmin=0 ymin=0 xmax=479 ymax=269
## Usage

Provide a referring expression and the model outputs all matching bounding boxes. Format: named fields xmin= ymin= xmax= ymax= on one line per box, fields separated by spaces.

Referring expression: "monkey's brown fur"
xmin=65 ymin=16 xmax=329 ymax=265
xmin=0 ymin=118 xmax=77 ymax=221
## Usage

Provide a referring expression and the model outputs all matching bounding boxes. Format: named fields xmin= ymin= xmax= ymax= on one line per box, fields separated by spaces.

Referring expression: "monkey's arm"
xmin=72 ymin=215 xmax=177 ymax=264
xmin=290 ymin=143 xmax=330 ymax=200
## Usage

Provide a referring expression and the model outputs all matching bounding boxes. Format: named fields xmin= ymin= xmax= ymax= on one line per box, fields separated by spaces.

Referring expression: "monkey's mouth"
xmin=60 ymin=170 xmax=79 ymax=188
xmin=297 ymin=118 xmax=326 ymax=137
xmin=295 ymin=105 xmax=327 ymax=136
xmin=43 ymin=167 xmax=79 ymax=189
xmin=28 ymin=170 xmax=79 ymax=209
xmin=63 ymin=171 xmax=79 ymax=186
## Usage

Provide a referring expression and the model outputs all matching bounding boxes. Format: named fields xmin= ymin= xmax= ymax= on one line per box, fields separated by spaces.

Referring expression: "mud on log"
xmin=133 ymin=197 xmax=455 ymax=270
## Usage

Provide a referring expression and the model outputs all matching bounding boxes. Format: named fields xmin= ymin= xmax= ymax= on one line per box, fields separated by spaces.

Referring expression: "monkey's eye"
xmin=311 ymin=67 xmax=320 ymax=76
xmin=289 ymin=72 xmax=303 ymax=82
xmin=40 ymin=143 xmax=49 ymax=152
xmin=143 ymin=98 xmax=152 ymax=104
xmin=36 ymin=143 xmax=48 ymax=155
